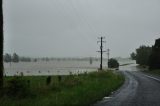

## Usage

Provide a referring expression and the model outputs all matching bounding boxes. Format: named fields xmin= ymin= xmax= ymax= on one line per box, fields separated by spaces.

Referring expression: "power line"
xmin=69 ymin=0 xmax=98 ymax=42
xmin=56 ymin=0 xmax=96 ymax=57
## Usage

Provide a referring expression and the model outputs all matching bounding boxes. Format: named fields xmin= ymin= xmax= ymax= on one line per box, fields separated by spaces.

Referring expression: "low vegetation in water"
xmin=0 ymin=70 xmax=124 ymax=106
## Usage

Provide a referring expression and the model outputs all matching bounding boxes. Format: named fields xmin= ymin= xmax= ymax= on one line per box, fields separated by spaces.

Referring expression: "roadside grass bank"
xmin=136 ymin=65 xmax=160 ymax=76
xmin=0 ymin=70 xmax=124 ymax=106
xmin=136 ymin=65 xmax=149 ymax=70
xmin=143 ymin=69 xmax=160 ymax=76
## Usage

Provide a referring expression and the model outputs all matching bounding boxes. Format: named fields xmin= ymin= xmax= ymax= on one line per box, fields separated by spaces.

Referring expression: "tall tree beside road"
xmin=149 ymin=38 xmax=160 ymax=69
xmin=131 ymin=45 xmax=152 ymax=66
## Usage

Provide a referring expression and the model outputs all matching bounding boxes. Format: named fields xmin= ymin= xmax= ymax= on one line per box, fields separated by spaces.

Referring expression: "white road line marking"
xmin=143 ymin=74 xmax=160 ymax=82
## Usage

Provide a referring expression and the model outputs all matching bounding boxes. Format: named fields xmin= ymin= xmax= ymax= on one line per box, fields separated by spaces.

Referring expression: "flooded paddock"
xmin=4 ymin=59 xmax=135 ymax=76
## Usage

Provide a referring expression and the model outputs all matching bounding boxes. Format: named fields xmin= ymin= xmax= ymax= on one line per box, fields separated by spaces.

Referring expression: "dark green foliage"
xmin=4 ymin=53 xmax=33 ymax=62
xmin=20 ymin=57 xmax=31 ymax=62
xmin=5 ymin=77 xmax=31 ymax=98
xmin=33 ymin=58 xmax=37 ymax=62
xmin=51 ymin=81 xmax=61 ymax=92
xmin=27 ymin=80 xmax=30 ymax=87
xmin=108 ymin=58 xmax=119 ymax=68
xmin=89 ymin=71 xmax=109 ymax=78
xmin=12 ymin=53 xmax=19 ymax=63
xmin=4 ymin=53 xmax=11 ymax=62
xmin=61 ymin=76 xmax=82 ymax=88
xmin=130 ymin=52 xmax=136 ymax=60
xmin=135 ymin=45 xmax=152 ymax=66
xmin=46 ymin=76 xmax=51 ymax=85
xmin=131 ymin=45 xmax=152 ymax=66
xmin=58 ymin=75 xmax=62 ymax=82
xmin=144 ymin=69 xmax=160 ymax=75
xmin=149 ymin=38 xmax=160 ymax=69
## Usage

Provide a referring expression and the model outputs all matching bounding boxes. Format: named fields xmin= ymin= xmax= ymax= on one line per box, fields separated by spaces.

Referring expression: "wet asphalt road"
xmin=94 ymin=71 xmax=160 ymax=106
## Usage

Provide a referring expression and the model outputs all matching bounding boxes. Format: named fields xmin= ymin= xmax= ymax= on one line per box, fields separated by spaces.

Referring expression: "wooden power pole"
xmin=97 ymin=37 xmax=106 ymax=70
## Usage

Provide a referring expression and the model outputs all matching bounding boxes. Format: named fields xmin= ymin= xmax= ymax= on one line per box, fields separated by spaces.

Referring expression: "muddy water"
xmin=4 ymin=59 xmax=135 ymax=76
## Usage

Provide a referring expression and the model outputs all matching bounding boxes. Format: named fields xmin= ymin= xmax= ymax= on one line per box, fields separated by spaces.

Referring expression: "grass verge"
xmin=144 ymin=69 xmax=160 ymax=76
xmin=0 ymin=70 xmax=124 ymax=106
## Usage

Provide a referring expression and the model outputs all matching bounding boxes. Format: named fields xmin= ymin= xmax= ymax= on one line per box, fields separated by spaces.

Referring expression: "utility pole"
xmin=107 ymin=49 xmax=110 ymax=68
xmin=97 ymin=37 xmax=106 ymax=70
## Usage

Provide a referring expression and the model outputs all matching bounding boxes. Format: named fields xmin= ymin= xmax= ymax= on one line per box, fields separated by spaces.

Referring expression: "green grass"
xmin=0 ymin=70 xmax=124 ymax=106
xmin=144 ymin=69 xmax=160 ymax=76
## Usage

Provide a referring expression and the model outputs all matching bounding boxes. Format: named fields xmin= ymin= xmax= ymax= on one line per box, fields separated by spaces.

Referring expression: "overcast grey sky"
xmin=3 ymin=0 xmax=160 ymax=58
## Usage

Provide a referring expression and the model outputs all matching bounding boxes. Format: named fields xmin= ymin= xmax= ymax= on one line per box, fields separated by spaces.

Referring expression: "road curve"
xmin=94 ymin=71 xmax=160 ymax=106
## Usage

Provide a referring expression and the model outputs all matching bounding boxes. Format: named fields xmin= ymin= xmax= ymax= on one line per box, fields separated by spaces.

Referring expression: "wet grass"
xmin=0 ymin=70 xmax=124 ymax=106
xmin=144 ymin=69 xmax=160 ymax=76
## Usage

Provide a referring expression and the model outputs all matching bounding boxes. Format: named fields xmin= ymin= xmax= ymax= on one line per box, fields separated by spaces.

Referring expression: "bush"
xmin=46 ymin=76 xmax=51 ymax=85
xmin=58 ymin=75 xmax=62 ymax=82
xmin=5 ymin=77 xmax=31 ymax=98
xmin=51 ymin=82 xmax=61 ymax=92
xmin=108 ymin=58 xmax=119 ymax=68
xmin=61 ymin=76 xmax=82 ymax=88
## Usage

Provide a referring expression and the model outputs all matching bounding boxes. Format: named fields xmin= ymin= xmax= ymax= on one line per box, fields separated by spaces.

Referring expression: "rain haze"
xmin=3 ymin=0 xmax=160 ymax=58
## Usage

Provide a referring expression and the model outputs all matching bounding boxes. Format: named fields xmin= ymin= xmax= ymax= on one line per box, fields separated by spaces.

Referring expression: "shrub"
xmin=58 ymin=75 xmax=62 ymax=82
xmin=108 ymin=58 xmax=119 ymax=68
xmin=51 ymin=82 xmax=61 ymax=92
xmin=89 ymin=71 xmax=108 ymax=78
xmin=61 ymin=76 xmax=82 ymax=88
xmin=46 ymin=76 xmax=51 ymax=85
xmin=5 ymin=77 xmax=31 ymax=98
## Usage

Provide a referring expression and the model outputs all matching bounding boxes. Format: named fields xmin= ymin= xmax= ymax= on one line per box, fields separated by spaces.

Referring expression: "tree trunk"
xmin=0 ymin=0 xmax=3 ymax=88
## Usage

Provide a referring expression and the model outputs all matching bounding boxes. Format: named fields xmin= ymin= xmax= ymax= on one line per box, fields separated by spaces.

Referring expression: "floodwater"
xmin=4 ymin=58 xmax=135 ymax=76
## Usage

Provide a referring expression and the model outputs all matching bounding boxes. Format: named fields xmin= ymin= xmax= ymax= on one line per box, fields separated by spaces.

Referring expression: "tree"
xmin=108 ymin=58 xmax=119 ymax=68
xmin=20 ymin=57 xmax=31 ymax=62
xmin=4 ymin=53 xmax=12 ymax=62
xmin=0 ymin=0 xmax=3 ymax=88
xmin=33 ymin=58 xmax=37 ymax=62
xmin=135 ymin=45 xmax=152 ymax=66
xmin=12 ymin=53 xmax=19 ymax=62
xmin=130 ymin=52 xmax=136 ymax=60
xmin=149 ymin=38 xmax=160 ymax=69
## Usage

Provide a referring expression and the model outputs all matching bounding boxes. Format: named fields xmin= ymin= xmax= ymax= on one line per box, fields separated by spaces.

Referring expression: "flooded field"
xmin=4 ymin=58 xmax=135 ymax=76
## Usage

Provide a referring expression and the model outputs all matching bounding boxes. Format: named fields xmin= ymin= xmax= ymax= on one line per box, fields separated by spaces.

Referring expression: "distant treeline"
xmin=3 ymin=53 xmax=37 ymax=62
xmin=3 ymin=53 xmax=110 ymax=63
